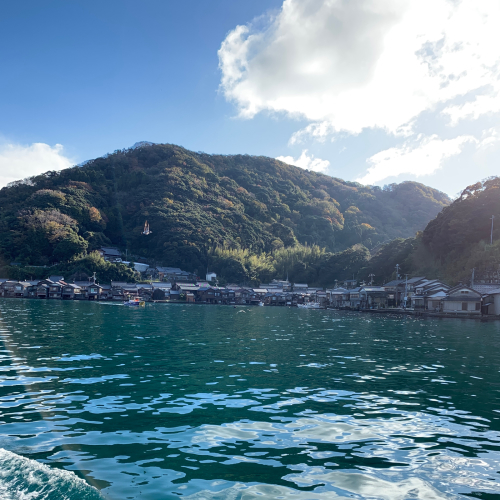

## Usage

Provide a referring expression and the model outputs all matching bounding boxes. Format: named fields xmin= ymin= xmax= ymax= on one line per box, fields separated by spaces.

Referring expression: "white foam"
xmin=0 ymin=448 xmax=103 ymax=500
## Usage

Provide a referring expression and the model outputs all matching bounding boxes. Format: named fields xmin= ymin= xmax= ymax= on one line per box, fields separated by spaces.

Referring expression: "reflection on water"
xmin=0 ymin=299 xmax=499 ymax=499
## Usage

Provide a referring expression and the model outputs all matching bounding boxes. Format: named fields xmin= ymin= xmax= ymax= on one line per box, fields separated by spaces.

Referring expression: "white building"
xmin=442 ymin=285 xmax=482 ymax=315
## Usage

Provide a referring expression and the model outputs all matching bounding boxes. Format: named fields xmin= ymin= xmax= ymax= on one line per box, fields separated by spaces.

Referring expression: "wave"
xmin=0 ymin=448 xmax=103 ymax=500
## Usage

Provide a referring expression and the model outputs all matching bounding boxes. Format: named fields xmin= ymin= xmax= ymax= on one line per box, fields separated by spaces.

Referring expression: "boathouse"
xmin=62 ymin=284 xmax=82 ymax=300
xmin=48 ymin=282 xmax=64 ymax=299
xmin=442 ymin=285 xmax=482 ymax=315
xmin=88 ymin=284 xmax=103 ymax=300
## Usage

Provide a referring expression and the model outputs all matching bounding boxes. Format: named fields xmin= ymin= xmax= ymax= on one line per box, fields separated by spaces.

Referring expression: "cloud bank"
xmin=276 ymin=150 xmax=330 ymax=172
xmin=357 ymin=135 xmax=475 ymax=185
xmin=219 ymin=0 xmax=500 ymax=187
xmin=219 ymin=0 xmax=500 ymax=136
xmin=0 ymin=142 xmax=73 ymax=189
xmin=357 ymin=129 xmax=500 ymax=185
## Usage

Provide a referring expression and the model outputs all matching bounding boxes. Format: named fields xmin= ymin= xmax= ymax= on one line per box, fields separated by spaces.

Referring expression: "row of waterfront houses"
xmin=90 ymin=247 xmax=500 ymax=316
xmin=329 ymin=276 xmax=500 ymax=317
xmin=0 ymin=278 xmax=310 ymax=306
xmin=0 ymin=277 xmax=155 ymax=301
xmin=0 ymin=276 xmax=330 ymax=307
xmin=1 ymin=275 xmax=500 ymax=317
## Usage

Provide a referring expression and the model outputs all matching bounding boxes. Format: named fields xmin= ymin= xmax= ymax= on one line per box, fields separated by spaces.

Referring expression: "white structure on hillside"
xmin=206 ymin=272 xmax=217 ymax=282
xmin=122 ymin=262 xmax=150 ymax=273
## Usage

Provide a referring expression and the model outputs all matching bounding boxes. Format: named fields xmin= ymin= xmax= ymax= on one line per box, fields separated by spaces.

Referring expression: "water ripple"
xmin=0 ymin=300 xmax=499 ymax=499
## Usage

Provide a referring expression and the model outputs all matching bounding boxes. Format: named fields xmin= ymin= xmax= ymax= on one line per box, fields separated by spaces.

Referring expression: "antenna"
xmin=491 ymin=215 xmax=495 ymax=245
xmin=368 ymin=273 xmax=375 ymax=285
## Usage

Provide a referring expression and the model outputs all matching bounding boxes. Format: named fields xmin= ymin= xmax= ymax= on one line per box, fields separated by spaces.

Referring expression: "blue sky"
xmin=1 ymin=0 xmax=499 ymax=197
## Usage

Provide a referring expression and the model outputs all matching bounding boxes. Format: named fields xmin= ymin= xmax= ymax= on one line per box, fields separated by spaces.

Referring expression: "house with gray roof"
xmin=442 ymin=285 xmax=482 ymax=315
xmin=482 ymin=288 xmax=500 ymax=316
xmin=98 ymin=247 xmax=122 ymax=262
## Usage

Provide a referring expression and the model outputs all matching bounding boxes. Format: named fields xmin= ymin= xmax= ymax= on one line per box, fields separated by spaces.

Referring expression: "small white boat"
xmin=258 ymin=301 xmax=265 ymax=306
xmin=123 ymin=297 xmax=145 ymax=307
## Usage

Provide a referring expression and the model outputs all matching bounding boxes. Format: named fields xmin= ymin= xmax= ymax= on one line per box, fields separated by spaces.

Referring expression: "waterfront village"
xmin=2 ymin=246 xmax=500 ymax=319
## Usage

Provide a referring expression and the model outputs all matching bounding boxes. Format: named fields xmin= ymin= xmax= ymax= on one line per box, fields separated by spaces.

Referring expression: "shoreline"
xmin=2 ymin=296 xmax=499 ymax=321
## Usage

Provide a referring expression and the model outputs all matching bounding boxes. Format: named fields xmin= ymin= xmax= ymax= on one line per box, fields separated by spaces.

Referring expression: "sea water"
xmin=0 ymin=299 xmax=499 ymax=499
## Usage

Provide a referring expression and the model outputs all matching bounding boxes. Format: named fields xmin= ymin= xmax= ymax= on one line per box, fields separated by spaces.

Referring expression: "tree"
xmin=53 ymin=232 xmax=88 ymax=262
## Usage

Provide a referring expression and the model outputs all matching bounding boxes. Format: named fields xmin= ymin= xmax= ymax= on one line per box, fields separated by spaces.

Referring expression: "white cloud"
xmin=219 ymin=0 xmax=500 ymax=139
xmin=443 ymin=92 xmax=500 ymax=126
xmin=356 ymin=135 xmax=477 ymax=185
xmin=357 ymin=129 xmax=500 ymax=186
xmin=0 ymin=142 xmax=73 ymax=189
xmin=276 ymin=149 xmax=330 ymax=172
xmin=479 ymin=128 xmax=500 ymax=150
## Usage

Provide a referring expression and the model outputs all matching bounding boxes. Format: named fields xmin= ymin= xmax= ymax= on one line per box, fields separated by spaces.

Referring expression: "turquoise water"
xmin=1 ymin=299 xmax=500 ymax=499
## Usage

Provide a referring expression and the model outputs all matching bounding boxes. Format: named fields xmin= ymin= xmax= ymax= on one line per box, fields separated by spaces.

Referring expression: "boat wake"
xmin=0 ymin=448 xmax=103 ymax=500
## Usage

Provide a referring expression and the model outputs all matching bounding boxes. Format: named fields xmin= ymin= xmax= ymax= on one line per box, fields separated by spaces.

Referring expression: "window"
xmin=461 ymin=290 xmax=469 ymax=294
xmin=462 ymin=302 xmax=468 ymax=311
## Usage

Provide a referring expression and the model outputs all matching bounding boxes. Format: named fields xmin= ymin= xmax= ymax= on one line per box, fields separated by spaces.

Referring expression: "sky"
xmin=1 ymin=0 xmax=499 ymax=197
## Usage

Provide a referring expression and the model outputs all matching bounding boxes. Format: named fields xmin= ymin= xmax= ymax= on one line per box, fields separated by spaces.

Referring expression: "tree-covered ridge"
xmin=418 ymin=177 xmax=500 ymax=284
xmin=362 ymin=177 xmax=500 ymax=285
xmin=422 ymin=178 xmax=500 ymax=261
xmin=0 ymin=143 xmax=450 ymax=280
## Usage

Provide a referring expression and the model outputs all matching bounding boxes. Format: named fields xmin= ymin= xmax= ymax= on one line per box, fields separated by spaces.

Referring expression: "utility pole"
xmin=491 ymin=215 xmax=495 ymax=245
xmin=395 ymin=264 xmax=400 ymax=280
xmin=404 ymin=274 xmax=408 ymax=309
xmin=471 ymin=268 xmax=475 ymax=288
xmin=92 ymin=272 xmax=96 ymax=284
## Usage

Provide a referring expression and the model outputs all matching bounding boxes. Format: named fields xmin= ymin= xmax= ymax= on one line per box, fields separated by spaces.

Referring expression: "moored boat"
xmin=123 ymin=297 xmax=145 ymax=307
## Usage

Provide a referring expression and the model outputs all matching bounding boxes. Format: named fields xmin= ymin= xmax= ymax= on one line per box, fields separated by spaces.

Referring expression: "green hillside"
xmin=0 ymin=143 xmax=450 ymax=282
xmin=362 ymin=177 xmax=500 ymax=285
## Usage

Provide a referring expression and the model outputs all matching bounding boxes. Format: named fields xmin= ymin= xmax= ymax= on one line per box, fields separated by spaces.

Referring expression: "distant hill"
xmin=0 ymin=143 xmax=450 ymax=279
xmin=361 ymin=177 xmax=500 ymax=285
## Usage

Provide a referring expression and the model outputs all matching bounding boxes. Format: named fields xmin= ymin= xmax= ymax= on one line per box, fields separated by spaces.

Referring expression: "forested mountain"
xmin=0 ymin=143 xmax=450 ymax=282
xmin=362 ymin=177 xmax=500 ymax=285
